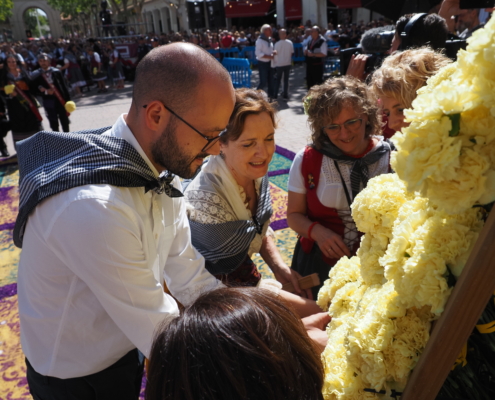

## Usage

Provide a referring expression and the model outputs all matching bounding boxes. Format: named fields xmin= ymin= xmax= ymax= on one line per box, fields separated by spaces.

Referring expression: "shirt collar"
xmin=108 ymin=114 xmax=160 ymax=178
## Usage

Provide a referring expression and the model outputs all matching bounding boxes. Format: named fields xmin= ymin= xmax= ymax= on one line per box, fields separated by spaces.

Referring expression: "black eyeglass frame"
xmin=323 ymin=118 xmax=363 ymax=134
xmin=143 ymin=103 xmax=227 ymax=152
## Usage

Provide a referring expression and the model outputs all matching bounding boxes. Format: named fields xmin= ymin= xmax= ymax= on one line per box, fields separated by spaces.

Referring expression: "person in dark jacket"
xmin=31 ymin=53 xmax=71 ymax=132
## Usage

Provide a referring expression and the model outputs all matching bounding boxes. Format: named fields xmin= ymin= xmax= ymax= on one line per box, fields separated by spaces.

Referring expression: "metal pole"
xmin=35 ymin=9 xmax=42 ymax=38
xmin=203 ymin=0 xmax=210 ymax=29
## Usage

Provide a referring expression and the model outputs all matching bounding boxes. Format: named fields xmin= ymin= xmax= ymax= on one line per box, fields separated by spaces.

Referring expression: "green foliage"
xmin=0 ymin=0 xmax=13 ymax=22
xmin=46 ymin=0 xmax=95 ymax=19
xmin=24 ymin=8 xmax=51 ymax=38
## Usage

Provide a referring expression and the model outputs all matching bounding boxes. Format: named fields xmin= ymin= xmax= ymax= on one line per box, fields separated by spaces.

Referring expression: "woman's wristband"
xmin=307 ymin=221 xmax=320 ymax=240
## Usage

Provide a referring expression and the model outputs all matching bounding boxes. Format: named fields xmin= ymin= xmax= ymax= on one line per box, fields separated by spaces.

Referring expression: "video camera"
xmin=340 ymin=28 xmax=395 ymax=76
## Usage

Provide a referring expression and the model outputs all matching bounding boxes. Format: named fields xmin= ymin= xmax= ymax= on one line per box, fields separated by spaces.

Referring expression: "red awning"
xmin=329 ymin=0 xmax=362 ymax=8
xmin=225 ymin=0 xmax=272 ymax=18
xmin=285 ymin=0 xmax=302 ymax=20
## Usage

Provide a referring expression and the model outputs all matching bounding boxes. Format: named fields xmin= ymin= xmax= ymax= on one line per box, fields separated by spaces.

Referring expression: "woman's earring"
xmin=219 ymin=150 xmax=225 ymax=159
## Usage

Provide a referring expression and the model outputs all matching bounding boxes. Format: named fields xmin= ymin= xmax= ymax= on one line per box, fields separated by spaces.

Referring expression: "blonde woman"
xmin=371 ymin=47 xmax=451 ymax=132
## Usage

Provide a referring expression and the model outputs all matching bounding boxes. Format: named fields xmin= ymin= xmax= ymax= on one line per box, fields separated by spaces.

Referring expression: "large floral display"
xmin=317 ymin=16 xmax=495 ymax=400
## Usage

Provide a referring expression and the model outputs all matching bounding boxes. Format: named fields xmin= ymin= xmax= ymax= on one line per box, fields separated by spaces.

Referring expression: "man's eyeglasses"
xmin=142 ymin=103 xmax=227 ymax=152
xmin=324 ymin=118 xmax=363 ymax=134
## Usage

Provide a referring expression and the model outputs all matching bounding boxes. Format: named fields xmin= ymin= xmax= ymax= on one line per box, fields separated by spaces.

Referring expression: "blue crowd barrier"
xmin=207 ymin=48 xmax=220 ymax=60
xmin=240 ymin=46 xmax=258 ymax=66
xmin=220 ymin=48 xmax=240 ymax=58
xmin=292 ymin=43 xmax=305 ymax=62
xmin=325 ymin=57 xmax=341 ymax=76
xmin=222 ymin=57 xmax=252 ymax=88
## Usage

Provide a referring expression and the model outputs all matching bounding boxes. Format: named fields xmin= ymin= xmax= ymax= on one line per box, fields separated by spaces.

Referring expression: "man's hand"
xmin=47 ymin=88 xmax=54 ymax=95
xmin=346 ymin=53 xmax=368 ymax=81
xmin=273 ymin=264 xmax=313 ymax=299
xmin=302 ymin=312 xmax=331 ymax=353
xmin=439 ymin=0 xmax=462 ymax=33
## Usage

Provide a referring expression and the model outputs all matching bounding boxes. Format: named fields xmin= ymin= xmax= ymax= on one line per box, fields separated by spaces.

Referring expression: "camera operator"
xmin=345 ymin=25 xmax=394 ymax=81
xmin=346 ymin=13 xmax=448 ymax=81
xmin=389 ymin=13 xmax=449 ymax=53
xmin=439 ymin=0 xmax=488 ymax=38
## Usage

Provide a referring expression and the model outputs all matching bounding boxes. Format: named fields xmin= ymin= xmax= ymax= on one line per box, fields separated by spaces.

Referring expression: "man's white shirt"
xmin=17 ymin=114 xmax=223 ymax=379
xmin=255 ymin=37 xmax=273 ymax=62
xmin=273 ymin=39 xmax=294 ymax=67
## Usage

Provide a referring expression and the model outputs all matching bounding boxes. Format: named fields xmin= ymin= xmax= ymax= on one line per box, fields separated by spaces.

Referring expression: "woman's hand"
xmin=302 ymin=312 xmax=331 ymax=353
xmin=311 ymin=224 xmax=351 ymax=259
xmin=272 ymin=264 xmax=313 ymax=299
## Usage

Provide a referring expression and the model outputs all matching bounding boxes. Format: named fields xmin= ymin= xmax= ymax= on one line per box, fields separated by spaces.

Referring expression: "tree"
xmin=46 ymin=0 xmax=94 ymax=35
xmin=0 ymin=0 xmax=13 ymax=22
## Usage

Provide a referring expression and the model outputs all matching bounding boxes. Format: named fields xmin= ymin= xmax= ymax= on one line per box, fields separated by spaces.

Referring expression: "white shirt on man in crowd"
xmin=255 ymin=35 xmax=274 ymax=63
xmin=17 ymin=114 xmax=223 ymax=379
xmin=273 ymin=38 xmax=294 ymax=68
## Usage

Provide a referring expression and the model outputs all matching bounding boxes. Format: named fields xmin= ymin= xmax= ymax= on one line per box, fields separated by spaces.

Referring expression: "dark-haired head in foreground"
xmin=146 ymin=287 xmax=324 ymax=400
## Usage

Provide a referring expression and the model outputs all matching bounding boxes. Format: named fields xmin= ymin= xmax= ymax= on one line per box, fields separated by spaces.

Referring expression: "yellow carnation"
xmin=391 ymin=117 xmax=462 ymax=192
xmin=383 ymin=307 xmax=432 ymax=386
xmin=351 ymin=173 xmax=410 ymax=237
xmin=4 ymin=84 xmax=15 ymax=95
xmin=65 ymin=101 xmax=77 ymax=113
xmin=317 ymin=256 xmax=362 ymax=311
xmin=357 ymin=233 xmax=387 ymax=286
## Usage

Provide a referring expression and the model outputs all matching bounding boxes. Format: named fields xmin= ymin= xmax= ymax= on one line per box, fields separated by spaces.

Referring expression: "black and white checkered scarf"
xmin=318 ymin=137 xmax=394 ymax=200
xmin=14 ymin=127 xmax=182 ymax=248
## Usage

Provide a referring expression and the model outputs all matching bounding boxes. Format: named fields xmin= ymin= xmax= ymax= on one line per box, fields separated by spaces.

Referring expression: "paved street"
xmin=3 ymin=63 xmax=313 ymax=157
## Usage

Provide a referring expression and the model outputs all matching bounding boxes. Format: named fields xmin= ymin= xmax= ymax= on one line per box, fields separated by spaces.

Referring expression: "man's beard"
xmin=151 ymin=120 xmax=208 ymax=179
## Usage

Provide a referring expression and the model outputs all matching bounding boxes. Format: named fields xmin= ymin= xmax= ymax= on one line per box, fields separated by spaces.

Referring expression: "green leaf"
xmin=448 ymin=113 xmax=461 ymax=137
xmin=0 ymin=0 xmax=13 ymax=21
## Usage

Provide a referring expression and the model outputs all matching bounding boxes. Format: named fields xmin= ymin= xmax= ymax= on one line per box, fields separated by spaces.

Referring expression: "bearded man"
xmin=16 ymin=43 xmax=235 ymax=400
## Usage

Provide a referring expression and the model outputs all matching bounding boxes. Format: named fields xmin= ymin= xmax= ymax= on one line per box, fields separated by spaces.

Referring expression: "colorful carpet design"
xmin=0 ymin=145 xmax=297 ymax=399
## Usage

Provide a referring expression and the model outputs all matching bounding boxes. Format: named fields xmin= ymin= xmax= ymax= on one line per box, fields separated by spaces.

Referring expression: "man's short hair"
xmin=132 ymin=43 xmax=230 ymax=115
xmin=396 ymin=13 xmax=448 ymax=50
xmin=37 ymin=52 xmax=51 ymax=60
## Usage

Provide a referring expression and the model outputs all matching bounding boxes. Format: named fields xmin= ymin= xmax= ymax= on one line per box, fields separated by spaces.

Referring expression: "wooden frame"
xmin=401 ymin=208 xmax=495 ymax=399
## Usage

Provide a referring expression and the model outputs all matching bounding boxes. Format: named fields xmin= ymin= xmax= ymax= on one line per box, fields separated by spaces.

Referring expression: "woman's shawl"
xmin=184 ymin=155 xmax=273 ymax=275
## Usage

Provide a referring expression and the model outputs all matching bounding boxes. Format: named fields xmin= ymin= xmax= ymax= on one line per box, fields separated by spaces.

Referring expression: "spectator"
xmin=389 ymin=13 xmax=449 ymax=53
xmin=255 ymin=24 xmax=276 ymax=100
xmin=137 ymin=36 xmax=151 ymax=65
xmin=371 ymin=47 xmax=451 ymax=134
xmin=108 ymin=42 xmax=125 ymax=89
xmin=439 ymin=0 xmax=484 ymax=39
xmin=31 ymin=53 xmax=72 ymax=132
xmin=287 ymin=77 xmax=393 ymax=298
xmin=62 ymin=44 xmax=86 ymax=97
xmin=304 ymin=26 xmax=327 ymax=90
xmin=236 ymin=31 xmax=249 ymax=49
xmin=220 ymin=30 xmax=234 ymax=49
xmin=273 ymin=29 xmax=294 ymax=100
xmin=0 ymin=54 xmax=42 ymax=143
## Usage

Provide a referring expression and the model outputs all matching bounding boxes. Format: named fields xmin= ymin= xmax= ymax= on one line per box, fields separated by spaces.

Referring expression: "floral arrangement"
xmin=317 ymin=17 xmax=495 ymax=400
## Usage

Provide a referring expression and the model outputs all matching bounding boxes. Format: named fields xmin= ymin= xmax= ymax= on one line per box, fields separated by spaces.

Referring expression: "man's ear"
xmin=143 ymin=101 xmax=170 ymax=132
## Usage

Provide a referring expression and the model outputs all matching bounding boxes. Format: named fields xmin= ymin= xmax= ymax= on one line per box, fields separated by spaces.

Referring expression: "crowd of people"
xmin=5 ymin=0 xmax=495 ymax=399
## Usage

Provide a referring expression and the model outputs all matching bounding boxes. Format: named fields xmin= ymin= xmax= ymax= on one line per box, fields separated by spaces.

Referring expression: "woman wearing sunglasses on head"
xmin=287 ymin=76 xmax=394 ymax=298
